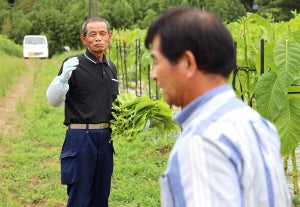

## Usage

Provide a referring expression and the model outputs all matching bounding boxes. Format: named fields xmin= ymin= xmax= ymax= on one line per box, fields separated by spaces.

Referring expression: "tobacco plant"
xmin=229 ymin=13 xmax=300 ymax=195
xmin=111 ymin=93 xmax=179 ymax=141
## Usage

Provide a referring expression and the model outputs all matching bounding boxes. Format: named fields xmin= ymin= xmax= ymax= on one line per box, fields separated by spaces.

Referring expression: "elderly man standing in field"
xmin=46 ymin=17 xmax=118 ymax=207
xmin=145 ymin=6 xmax=291 ymax=207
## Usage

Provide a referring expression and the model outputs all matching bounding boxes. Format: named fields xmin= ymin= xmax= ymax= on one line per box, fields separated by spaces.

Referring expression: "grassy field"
xmin=0 ymin=57 xmax=176 ymax=206
xmin=1 ymin=55 xmax=299 ymax=207
xmin=0 ymin=54 xmax=27 ymax=98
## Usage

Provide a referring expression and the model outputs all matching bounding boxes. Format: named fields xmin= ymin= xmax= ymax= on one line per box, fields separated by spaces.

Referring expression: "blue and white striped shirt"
xmin=160 ymin=84 xmax=291 ymax=207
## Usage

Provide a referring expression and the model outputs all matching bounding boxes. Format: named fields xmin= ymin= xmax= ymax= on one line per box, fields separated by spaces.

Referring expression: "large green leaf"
xmin=255 ymin=72 xmax=286 ymax=121
xmin=274 ymin=98 xmax=300 ymax=156
xmin=247 ymin=13 xmax=273 ymax=41
xmin=274 ymin=39 xmax=300 ymax=91
xmin=262 ymin=43 xmax=277 ymax=73
xmin=111 ymin=93 xmax=178 ymax=141
xmin=114 ymin=92 xmax=136 ymax=105
xmin=289 ymin=16 xmax=300 ymax=33
xmin=292 ymin=29 xmax=300 ymax=45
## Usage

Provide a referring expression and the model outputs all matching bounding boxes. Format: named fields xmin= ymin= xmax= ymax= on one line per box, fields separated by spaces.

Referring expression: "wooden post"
xmin=95 ymin=0 xmax=99 ymax=17
xmin=88 ymin=0 xmax=92 ymax=18
xmin=260 ymin=39 xmax=264 ymax=75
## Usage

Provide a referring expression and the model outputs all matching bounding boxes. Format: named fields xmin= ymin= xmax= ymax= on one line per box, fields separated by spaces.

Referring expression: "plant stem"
xmin=292 ymin=148 xmax=299 ymax=195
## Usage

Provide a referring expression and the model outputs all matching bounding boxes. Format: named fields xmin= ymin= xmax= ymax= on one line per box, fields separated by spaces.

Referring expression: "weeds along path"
xmin=0 ymin=59 xmax=37 ymax=135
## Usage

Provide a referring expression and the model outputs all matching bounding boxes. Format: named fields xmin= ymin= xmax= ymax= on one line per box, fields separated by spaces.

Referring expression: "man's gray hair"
xmin=81 ymin=17 xmax=111 ymax=36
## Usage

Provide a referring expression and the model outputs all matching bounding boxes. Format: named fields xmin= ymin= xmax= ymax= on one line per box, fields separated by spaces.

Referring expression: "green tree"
xmin=255 ymin=0 xmax=300 ymax=21
xmin=10 ymin=11 xmax=31 ymax=44
xmin=111 ymin=0 xmax=135 ymax=29
xmin=241 ymin=0 xmax=255 ymax=11
xmin=3 ymin=0 xmax=296 ymax=57
xmin=20 ymin=0 xmax=36 ymax=14
xmin=139 ymin=9 xmax=157 ymax=29
xmin=0 ymin=1 xmax=11 ymax=35
xmin=7 ymin=0 xmax=87 ymax=55
xmin=128 ymin=0 xmax=144 ymax=28
xmin=0 ymin=1 xmax=10 ymax=19
xmin=212 ymin=0 xmax=247 ymax=22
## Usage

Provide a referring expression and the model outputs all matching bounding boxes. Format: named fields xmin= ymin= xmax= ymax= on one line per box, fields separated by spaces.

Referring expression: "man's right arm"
xmin=46 ymin=77 xmax=70 ymax=107
xmin=46 ymin=56 xmax=79 ymax=107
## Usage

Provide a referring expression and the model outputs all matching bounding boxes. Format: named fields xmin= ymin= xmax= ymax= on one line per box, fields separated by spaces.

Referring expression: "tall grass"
xmin=0 ymin=55 xmax=27 ymax=98
xmin=0 ymin=36 xmax=26 ymax=98
xmin=0 ymin=35 xmax=22 ymax=58
xmin=0 ymin=57 xmax=176 ymax=206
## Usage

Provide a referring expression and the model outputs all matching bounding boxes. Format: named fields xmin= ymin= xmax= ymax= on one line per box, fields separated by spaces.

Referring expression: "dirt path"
xmin=0 ymin=59 xmax=36 ymax=135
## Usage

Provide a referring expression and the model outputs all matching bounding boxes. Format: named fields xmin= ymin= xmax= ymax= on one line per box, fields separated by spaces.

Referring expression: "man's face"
xmin=80 ymin=21 xmax=111 ymax=55
xmin=150 ymin=35 xmax=185 ymax=107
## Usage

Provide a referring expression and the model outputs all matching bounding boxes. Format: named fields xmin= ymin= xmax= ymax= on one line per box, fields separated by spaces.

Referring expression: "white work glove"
xmin=46 ymin=56 xmax=79 ymax=107
xmin=60 ymin=57 xmax=79 ymax=83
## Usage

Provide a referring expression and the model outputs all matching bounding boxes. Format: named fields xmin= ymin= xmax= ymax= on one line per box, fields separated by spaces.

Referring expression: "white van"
xmin=23 ymin=35 xmax=49 ymax=59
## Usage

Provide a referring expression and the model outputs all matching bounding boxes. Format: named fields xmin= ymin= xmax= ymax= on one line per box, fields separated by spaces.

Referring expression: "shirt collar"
xmin=84 ymin=48 xmax=109 ymax=65
xmin=174 ymin=84 xmax=233 ymax=126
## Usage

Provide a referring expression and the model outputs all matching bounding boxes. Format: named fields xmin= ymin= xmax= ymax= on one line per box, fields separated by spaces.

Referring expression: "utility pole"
xmin=88 ymin=0 xmax=92 ymax=18
xmin=95 ymin=0 xmax=99 ymax=17
xmin=88 ymin=0 xmax=99 ymax=18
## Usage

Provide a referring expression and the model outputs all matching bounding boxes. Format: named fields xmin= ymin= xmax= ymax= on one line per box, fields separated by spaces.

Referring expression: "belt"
xmin=69 ymin=123 xmax=110 ymax=129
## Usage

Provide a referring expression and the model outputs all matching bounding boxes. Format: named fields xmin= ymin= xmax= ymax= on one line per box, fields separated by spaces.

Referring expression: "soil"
xmin=0 ymin=59 xmax=36 ymax=135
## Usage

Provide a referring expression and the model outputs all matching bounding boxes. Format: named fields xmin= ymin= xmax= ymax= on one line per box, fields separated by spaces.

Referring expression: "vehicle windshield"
xmin=25 ymin=36 xmax=46 ymax=44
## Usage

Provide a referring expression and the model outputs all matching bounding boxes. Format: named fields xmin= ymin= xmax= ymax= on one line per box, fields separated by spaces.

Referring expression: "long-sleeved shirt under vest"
xmin=46 ymin=49 xmax=118 ymax=126
xmin=160 ymin=84 xmax=291 ymax=207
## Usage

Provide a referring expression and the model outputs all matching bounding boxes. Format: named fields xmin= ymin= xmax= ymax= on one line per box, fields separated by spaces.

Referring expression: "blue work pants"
xmin=60 ymin=128 xmax=114 ymax=207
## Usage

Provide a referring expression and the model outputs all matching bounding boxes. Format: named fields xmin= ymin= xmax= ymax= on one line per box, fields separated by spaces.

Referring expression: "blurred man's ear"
xmin=80 ymin=34 xmax=87 ymax=46
xmin=181 ymin=50 xmax=197 ymax=78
